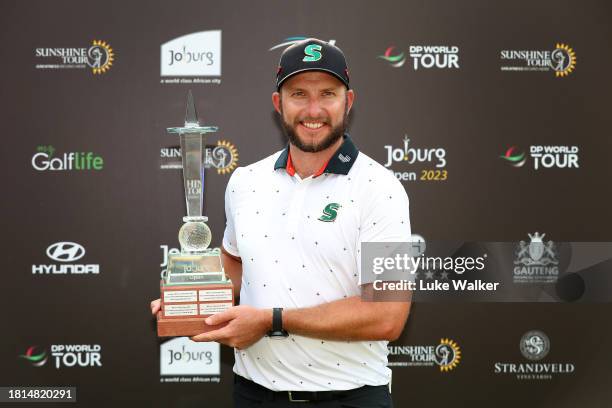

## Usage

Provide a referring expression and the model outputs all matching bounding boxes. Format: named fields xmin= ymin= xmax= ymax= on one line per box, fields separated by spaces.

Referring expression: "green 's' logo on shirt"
xmin=303 ymin=44 xmax=323 ymax=62
xmin=318 ymin=203 xmax=340 ymax=222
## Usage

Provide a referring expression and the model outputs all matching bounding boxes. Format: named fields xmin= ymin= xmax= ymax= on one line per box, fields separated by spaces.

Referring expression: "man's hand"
xmin=190 ymin=305 xmax=272 ymax=349
xmin=150 ymin=298 xmax=161 ymax=315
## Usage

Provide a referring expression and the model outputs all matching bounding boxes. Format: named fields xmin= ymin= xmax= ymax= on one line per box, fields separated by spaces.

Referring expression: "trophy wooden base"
xmin=156 ymin=312 xmax=228 ymax=337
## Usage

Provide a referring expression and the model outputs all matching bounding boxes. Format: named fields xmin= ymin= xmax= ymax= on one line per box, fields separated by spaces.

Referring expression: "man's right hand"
xmin=150 ymin=298 xmax=161 ymax=315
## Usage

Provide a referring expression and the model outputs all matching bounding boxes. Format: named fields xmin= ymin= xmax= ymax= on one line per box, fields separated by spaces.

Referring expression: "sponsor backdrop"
xmin=1 ymin=0 xmax=611 ymax=406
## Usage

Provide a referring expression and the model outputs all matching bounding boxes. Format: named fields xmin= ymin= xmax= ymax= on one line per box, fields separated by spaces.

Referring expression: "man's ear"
xmin=272 ymin=92 xmax=281 ymax=114
xmin=346 ymin=89 xmax=355 ymax=114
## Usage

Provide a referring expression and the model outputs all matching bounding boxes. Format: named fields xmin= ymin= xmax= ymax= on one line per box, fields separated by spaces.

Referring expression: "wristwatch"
xmin=267 ymin=307 xmax=289 ymax=338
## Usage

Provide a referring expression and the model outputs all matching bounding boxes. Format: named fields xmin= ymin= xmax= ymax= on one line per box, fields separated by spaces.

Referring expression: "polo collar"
xmin=274 ymin=134 xmax=359 ymax=177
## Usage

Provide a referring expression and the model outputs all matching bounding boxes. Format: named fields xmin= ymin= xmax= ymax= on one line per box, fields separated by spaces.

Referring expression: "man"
xmin=151 ymin=38 xmax=412 ymax=407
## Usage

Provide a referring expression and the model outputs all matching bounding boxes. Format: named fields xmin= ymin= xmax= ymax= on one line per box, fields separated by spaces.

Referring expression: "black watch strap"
xmin=268 ymin=307 xmax=288 ymax=338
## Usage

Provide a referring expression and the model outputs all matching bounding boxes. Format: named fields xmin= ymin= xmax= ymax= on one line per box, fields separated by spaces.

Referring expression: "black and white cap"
xmin=276 ymin=38 xmax=350 ymax=90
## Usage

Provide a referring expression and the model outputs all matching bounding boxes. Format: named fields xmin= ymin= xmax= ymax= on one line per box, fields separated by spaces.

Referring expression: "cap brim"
xmin=277 ymin=68 xmax=350 ymax=90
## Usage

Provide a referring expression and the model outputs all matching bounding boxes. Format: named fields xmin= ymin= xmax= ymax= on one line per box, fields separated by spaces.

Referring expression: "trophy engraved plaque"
xmin=157 ymin=91 xmax=234 ymax=337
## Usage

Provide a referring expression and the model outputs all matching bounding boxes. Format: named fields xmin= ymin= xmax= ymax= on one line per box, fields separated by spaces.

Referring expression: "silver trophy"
xmin=157 ymin=91 xmax=234 ymax=337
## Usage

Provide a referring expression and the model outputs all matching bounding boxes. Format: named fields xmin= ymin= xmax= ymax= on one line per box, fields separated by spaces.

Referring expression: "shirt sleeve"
xmin=222 ymin=168 xmax=241 ymax=257
xmin=357 ymin=173 xmax=411 ymax=284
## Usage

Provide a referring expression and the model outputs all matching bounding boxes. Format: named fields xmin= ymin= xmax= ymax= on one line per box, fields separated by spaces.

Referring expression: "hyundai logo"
xmin=46 ymin=242 xmax=85 ymax=262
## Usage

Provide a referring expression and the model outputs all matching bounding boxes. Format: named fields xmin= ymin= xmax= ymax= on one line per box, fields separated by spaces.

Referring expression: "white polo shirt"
xmin=222 ymin=135 xmax=411 ymax=391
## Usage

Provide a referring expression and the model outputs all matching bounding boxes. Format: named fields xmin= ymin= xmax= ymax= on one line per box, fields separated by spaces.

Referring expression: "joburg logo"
xmin=35 ymin=40 xmax=114 ymax=75
xmin=494 ymin=330 xmax=575 ymax=380
xmin=500 ymin=43 xmax=576 ymax=77
xmin=160 ymin=30 xmax=221 ymax=84
xmin=514 ymin=232 xmax=559 ymax=284
xmin=269 ymin=37 xmax=337 ymax=51
xmin=160 ymin=337 xmax=220 ymax=380
xmin=378 ymin=46 xmax=406 ymax=67
xmin=388 ymin=338 xmax=461 ymax=372
xmin=20 ymin=345 xmax=102 ymax=369
xmin=379 ymin=45 xmax=459 ymax=70
xmin=318 ymin=203 xmax=341 ymax=222
xmin=32 ymin=242 xmax=100 ymax=275
xmin=19 ymin=346 xmax=48 ymax=367
xmin=384 ymin=135 xmax=448 ymax=182
xmin=32 ymin=145 xmax=104 ymax=171
xmin=500 ymin=145 xmax=579 ymax=170
xmin=160 ymin=139 xmax=238 ymax=174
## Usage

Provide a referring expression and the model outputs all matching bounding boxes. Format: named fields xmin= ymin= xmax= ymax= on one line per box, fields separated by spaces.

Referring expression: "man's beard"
xmin=280 ymin=99 xmax=348 ymax=153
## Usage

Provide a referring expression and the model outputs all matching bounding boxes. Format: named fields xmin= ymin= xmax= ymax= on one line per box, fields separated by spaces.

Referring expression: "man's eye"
xmin=322 ymin=91 xmax=335 ymax=96
xmin=292 ymin=92 xmax=305 ymax=97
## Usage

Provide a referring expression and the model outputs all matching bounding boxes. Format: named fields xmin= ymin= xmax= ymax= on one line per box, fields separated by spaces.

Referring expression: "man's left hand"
xmin=190 ymin=305 xmax=272 ymax=349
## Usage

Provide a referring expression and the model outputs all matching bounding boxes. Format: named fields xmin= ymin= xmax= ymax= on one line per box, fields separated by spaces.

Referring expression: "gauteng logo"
xmin=318 ymin=203 xmax=341 ymax=222
xmin=378 ymin=46 xmax=406 ymax=67
xmin=19 ymin=346 xmax=48 ymax=367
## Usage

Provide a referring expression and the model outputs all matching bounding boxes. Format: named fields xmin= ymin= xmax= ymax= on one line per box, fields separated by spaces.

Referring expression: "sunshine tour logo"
xmin=500 ymin=145 xmax=579 ymax=170
xmin=379 ymin=45 xmax=459 ymax=70
xmin=500 ymin=43 xmax=576 ymax=77
xmin=388 ymin=338 xmax=461 ymax=372
xmin=494 ymin=331 xmax=575 ymax=380
xmin=384 ymin=135 xmax=447 ymax=182
xmin=20 ymin=345 xmax=102 ymax=369
xmin=160 ymin=140 xmax=238 ymax=174
xmin=35 ymin=40 xmax=114 ymax=75
xmin=32 ymin=145 xmax=104 ymax=171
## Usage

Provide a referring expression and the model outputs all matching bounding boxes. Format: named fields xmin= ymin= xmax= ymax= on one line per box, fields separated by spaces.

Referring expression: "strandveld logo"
xmin=269 ymin=37 xmax=336 ymax=51
xmin=514 ymin=232 xmax=559 ymax=284
xmin=160 ymin=139 xmax=238 ymax=174
xmin=494 ymin=330 xmax=574 ymax=380
xmin=32 ymin=242 xmax=100 ymax=275
xmin=32 ymin=145 xmax=104 ymax=171
xmin=500 ymin=145 xmax=579 ymax=170
xmin=20 ymin=345 xmax=102 ymax=369
xmin=161 ymin=30 xmax=221 ymax=84
xmin=19 ymin=346 xmax=48 ymax=367
xmin=388 ymin=338 xmax=461 ymax=372
xmin=35 ymin=40 xmax=114 ymax=74
xmin=160 ymin=337 xmax=220 ymax=381
xmin=378 ymin=46 xmax=406 ymax=67
xmin=318 ymin=203 xmax=341 ymax=222
xmin=384 ymin=135 xmax=447 ymax=182
xmin=379 ymin=45 xmax=459 ymax=70
xmin=500 ymin=43 xmax=576 ymax=77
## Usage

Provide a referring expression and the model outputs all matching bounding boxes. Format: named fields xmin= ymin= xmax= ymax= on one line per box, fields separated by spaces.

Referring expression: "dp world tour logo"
xmin=500 ymin=146 xmax=526 ymax=167
xmin=20 ymin=346 xmax=48 ymax=367
xmin=378 ymin=46 xmax=406 ymax=67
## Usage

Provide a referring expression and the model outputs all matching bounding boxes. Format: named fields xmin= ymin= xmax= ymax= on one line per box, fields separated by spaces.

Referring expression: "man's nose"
xmin=306 ymin=97 xmax=324 ymax=118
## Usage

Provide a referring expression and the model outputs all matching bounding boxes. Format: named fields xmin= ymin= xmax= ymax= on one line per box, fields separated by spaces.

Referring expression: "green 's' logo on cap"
xmin=303 ymin=44 xmax=323 ymax=62
xmin=318 ymin=203 xmax=340 ymax=222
